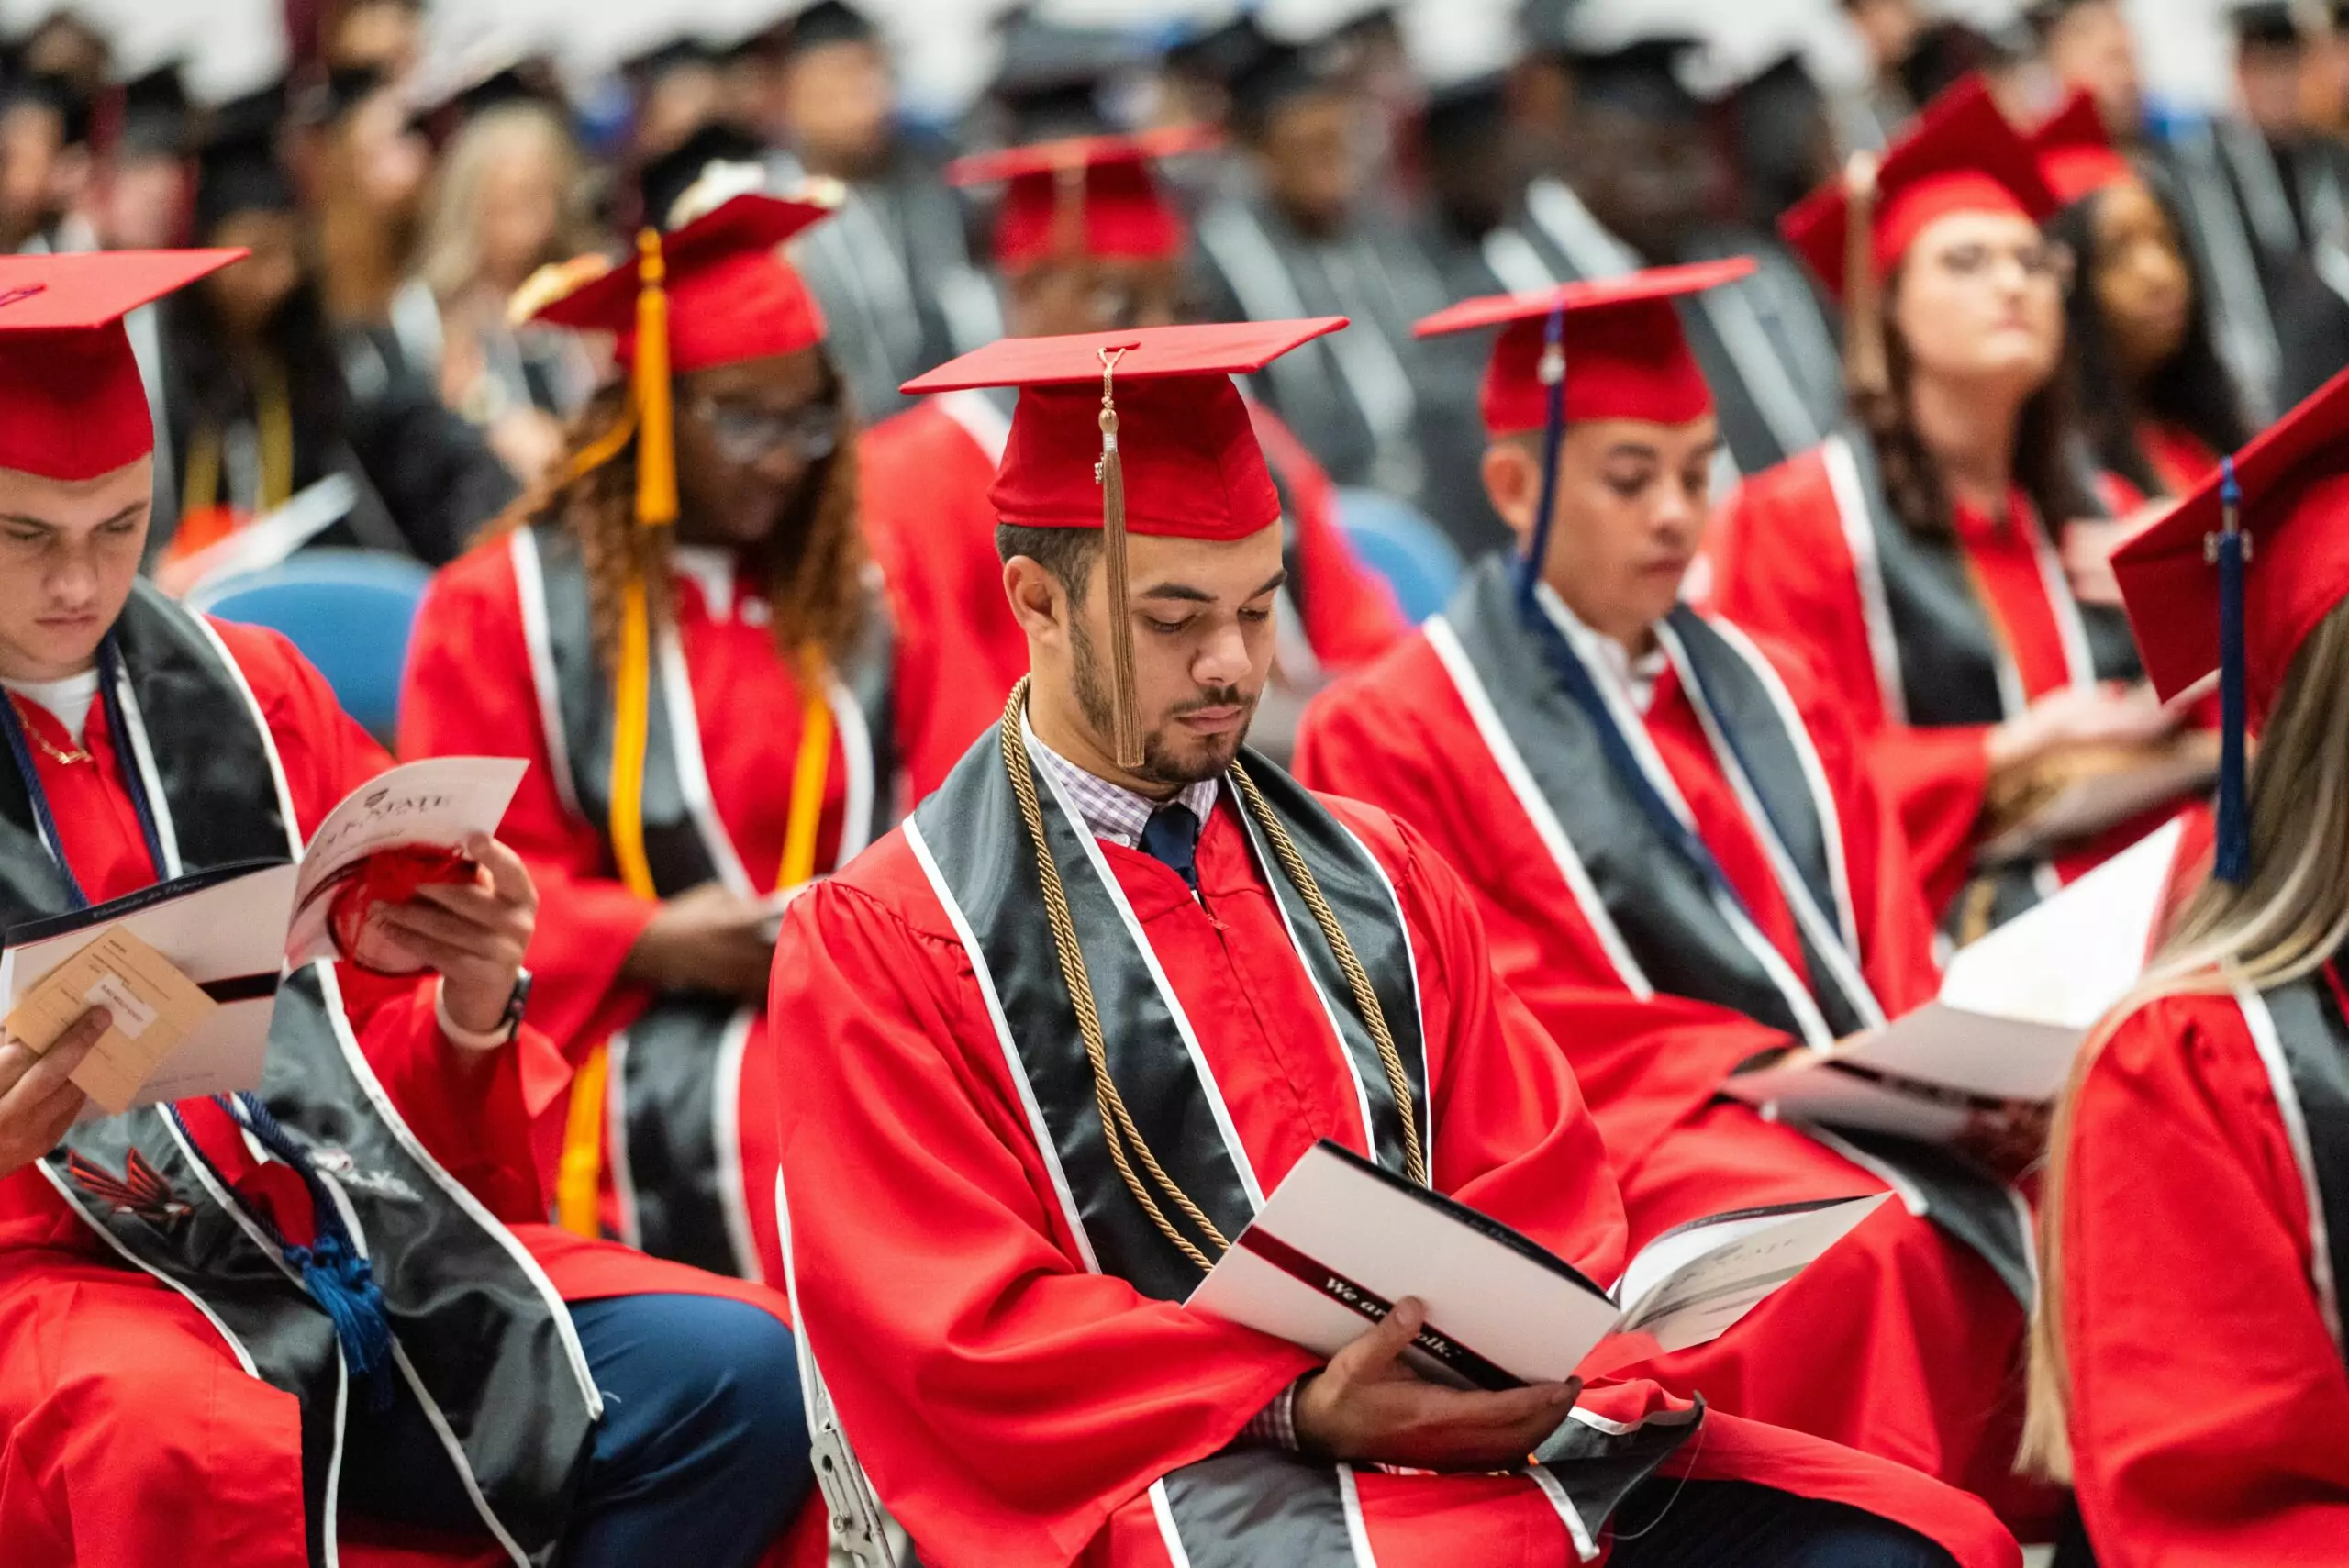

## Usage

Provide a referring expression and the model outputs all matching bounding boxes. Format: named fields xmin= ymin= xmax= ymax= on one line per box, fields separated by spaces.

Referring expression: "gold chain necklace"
xmin=7 ymin=692 xmax=90 ymax=765
xmin=1000 ymin=679 xmax=1426 ymax=1275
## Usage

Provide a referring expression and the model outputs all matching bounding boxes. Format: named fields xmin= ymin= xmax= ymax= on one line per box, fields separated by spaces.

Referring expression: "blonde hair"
xmin=2021 ymin=597 xmax=2349 ymax=1480
xmin=416 ymin=104 xmax=595 ymax=304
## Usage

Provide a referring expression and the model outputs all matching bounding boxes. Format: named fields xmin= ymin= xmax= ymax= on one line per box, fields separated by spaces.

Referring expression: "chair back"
xmin=1331 ymin=486 xmax=1464 ymax=624
xmin=187 ymin=550 xmax=435 ymax=740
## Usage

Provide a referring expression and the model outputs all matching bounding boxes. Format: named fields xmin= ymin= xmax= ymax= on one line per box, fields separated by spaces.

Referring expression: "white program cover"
xmin=1723 ymin=818 xmax=2183 ymax=1130
xmin=286 ymin=756 xmax=529 ymax=964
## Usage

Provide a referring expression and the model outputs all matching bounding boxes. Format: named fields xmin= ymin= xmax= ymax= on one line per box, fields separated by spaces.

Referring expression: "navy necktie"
xmin=1141 ymin=802 xmax=1203 ymax=895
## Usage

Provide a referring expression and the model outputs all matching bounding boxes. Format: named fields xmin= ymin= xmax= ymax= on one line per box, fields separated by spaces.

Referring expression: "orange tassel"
xmin=632 ymin=228 xmax=678 ymax=528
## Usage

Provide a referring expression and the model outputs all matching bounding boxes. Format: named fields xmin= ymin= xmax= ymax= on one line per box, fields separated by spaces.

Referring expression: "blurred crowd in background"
xmin=6 ymin=0 xmax=2349 ymax=569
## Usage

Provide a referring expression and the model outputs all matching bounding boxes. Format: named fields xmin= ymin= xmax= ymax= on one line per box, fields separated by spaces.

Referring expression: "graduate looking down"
xmin=1293 ymin=264 xmax=2047 ymax=1529
xmin=768 ymin=320 xmax=2019 ymax=1567
xmin=401 ymin=182 xmax=936 ymax=1284
xmin=1710 ymin=78 xmax=2200 ymax=940
xmin=0 ymin=250 xmax=810 ymax=1568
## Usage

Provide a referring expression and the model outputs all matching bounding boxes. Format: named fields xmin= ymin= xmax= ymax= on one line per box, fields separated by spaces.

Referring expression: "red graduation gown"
xmin=1709 ymin=448 xmax=2135 ymax=916
xmin=0 ymin=619 xmax=810 ymax=1568
xmin=399 ymin=537 xmax=945 ymax=1278
xmin=2059 ymin=990 xmax=2349 ymax=1564
xmin=860 ymin=393 xmax=1408 ymax=769
xmin=770 ymin=792 xmax=2018 ymax=1568
xmin=1293 ymin=627 xmax=2036 ymax=1509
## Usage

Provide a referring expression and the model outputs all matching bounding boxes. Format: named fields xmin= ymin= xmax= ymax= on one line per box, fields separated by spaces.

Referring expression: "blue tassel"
xmin=1516 ymin=302 xmax=1570 ymax=606
xmin=289 ymin=1232 xmax=399 ymax=1412
xmin=2214 ymin=456 xmax=2251 ymax=884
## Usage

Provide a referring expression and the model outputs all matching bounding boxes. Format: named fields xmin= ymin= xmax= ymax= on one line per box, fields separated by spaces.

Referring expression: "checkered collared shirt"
xmin=1022 ymin=717 xmax=1219 ymax=851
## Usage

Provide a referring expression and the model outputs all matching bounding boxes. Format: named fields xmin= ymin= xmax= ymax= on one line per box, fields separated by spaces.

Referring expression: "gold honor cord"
xmin=999 ymin=679 xmax=1426 ymax=1277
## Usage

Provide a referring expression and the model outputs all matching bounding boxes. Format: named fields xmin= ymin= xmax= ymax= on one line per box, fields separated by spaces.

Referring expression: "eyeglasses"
xmin=1926 ymin=239 xmax=2076 ymax=287
xmin=685 ymin=397 xmax=841 ymax=463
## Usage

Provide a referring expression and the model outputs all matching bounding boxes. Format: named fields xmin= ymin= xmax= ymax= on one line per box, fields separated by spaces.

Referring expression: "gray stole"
xmin=513 ymin=522 xmax=896 ymax=1279
xmin=907 ymin=727 xmax=1692 ymax=1560
xmin=1820 ymin=428 xmax=2144 ymax=933
xmin=16 ymin=584 xmax=597 ymax=1567
xmin=1431 ymin=562 xmax=2037 ymax=1305
xmin=2240 ymin=970 xmax=2349 ymax=1373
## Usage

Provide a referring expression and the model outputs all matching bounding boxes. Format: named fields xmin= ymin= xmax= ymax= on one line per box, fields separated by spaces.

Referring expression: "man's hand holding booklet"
xmin=1186 ymin=1140 xmax=1887 ymax=1391
xmin=0 ymin=757 xmax=526 ymax=1116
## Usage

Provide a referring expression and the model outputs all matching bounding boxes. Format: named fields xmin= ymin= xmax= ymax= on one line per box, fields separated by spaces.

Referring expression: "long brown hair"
xmin=2022 ymin=597 xmax=2349 ymax=1480
xmin=480 ymin=376 xmax=869 ymax=674
xmin=1855 ymin=255 xmax=2096 ymax=539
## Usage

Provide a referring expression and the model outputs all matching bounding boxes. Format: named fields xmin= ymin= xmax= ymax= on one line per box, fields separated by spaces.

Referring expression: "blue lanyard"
xmin=0 ymin=636 xmax=168 ymax=910
xmin=1516 ymin=589 xmax=1761 ymax=927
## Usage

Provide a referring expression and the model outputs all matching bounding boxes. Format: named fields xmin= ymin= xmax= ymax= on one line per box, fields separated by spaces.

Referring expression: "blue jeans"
xmin=341 ymin=1292 xmax=811 ymax=1568
xmin=1607 ymin=1479 xmax=1960 ymax=1567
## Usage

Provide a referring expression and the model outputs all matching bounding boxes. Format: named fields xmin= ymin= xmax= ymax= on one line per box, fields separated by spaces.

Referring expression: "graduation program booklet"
xmin=1721 ymin=817 xmax=2184 ymax=1142
xmin=1185 ymin=1140 xmax=1888 ymax=1387
xmin=1 ymin=861 xmax=298 ymax=1111
xmin=1 ymin=756 xmax=528 ymax=1112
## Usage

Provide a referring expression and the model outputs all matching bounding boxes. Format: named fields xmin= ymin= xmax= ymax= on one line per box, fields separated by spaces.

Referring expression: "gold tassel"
xmin=609 ymin=572 xmax=659 ymax=899
xmin=632 ymin=228 xmax=678 ymax=528
xmin=555 ymin=1042 xmax=611 ymax=1237
xmin=1842 ymin=150 xmax=1889 ymax=401
xmin=1095 ymin=348 xmax=1144 ymax=770
xmin=777 ymin=647 xmax=834 ymax=890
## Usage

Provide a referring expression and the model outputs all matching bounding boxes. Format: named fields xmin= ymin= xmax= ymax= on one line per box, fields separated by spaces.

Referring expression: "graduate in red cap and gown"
xmin=399 ymin=186 xmax=947 ymax=1285
xmin=0 ymin=251 xmax=819 ymax=1568
xmin=2031 ymin=90 xmax=2250 ymax=509
xmin=769 ymin=318 xmax=2020 ymax=1568
xmin=2024 ymin=368 xmax=2349 ymax=1563
xmin=1708 ymin=80 xmax=2205 ymax=940
xmin=1293 ymin=261 xmax=2047 ymax=1517
xmin=858 ymin=127 xmax=1405 ymax=767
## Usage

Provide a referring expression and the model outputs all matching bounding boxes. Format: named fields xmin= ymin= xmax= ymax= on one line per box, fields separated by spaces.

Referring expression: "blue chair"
xmin=187 ymin=550 xmax=436 ymax=740
xmin=1331 ymin=486 xmax=1464 ymax=624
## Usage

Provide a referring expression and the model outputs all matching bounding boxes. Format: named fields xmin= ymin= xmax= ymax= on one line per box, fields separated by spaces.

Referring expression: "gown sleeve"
xmin=214 ymin=617 xmax=562 ymax=1223
xmin=770 ymin=874 xmax=1318 ymax=1568
xmin=1709 ymin=458 xmax=1995 ymax=913
xmin=397 ymin=544 xmax=660 ymax=1057
xmin=2061 ymin=994 xmax=2349 ymax=1564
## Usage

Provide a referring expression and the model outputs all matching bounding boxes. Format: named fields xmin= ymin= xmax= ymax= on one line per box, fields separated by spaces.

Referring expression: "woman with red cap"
xmin=2030 ymin=90 xmax=2251 ymax=506
xmin=1709 ymin=79 xmax=2206 ymax=941
xmin=2025 ymin=371 xmax=2349 ymax=1562
xmin=1296 ymin=261 xmax=2041 ymax=1520
xmin=859 ymin=127 xmax=1405 ymax=768
xmin=0 ymin=251 xmax=814 ymax=1568
xmin=398 ymin=187 xmax=947 ymax=1285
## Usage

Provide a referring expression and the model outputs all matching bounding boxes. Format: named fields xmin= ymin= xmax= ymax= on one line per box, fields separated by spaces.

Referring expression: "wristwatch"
xmin=436 ymin=968 xmax=532 ymax=1051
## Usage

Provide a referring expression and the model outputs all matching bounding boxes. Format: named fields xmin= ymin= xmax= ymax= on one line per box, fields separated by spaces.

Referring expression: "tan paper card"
xmin=4 ymin=927 xmax=218 ymax=1116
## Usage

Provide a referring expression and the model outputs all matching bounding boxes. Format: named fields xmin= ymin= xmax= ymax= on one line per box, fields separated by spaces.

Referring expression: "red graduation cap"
xmin=1411 ymin=258 xmax=1756 ymax=437
xmin=2030 ymin=88 xmax=2134 ymax=207
xmin=0 ymin=249 xmax=244 ymax=482
xmin=901 ymin=317 xmax=1344 ymax=762
xmin=949 ymin=125 xmax=1217 ymax=269
xmin=2111 ymin=366 xmax=2349 ymax=879
xmin=516 ymin=190 xmax=838 ymax=531
xmin=1781 ymin=77 xmax=2058 ymax=302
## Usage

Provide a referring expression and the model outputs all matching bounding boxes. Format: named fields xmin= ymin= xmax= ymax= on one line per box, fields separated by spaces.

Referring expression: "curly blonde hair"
xmin=481 ymin=378 xmax=869 ymax=674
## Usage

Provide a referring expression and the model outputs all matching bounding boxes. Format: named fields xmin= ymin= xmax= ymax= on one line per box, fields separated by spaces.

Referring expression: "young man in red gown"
xmin=1293 ymin=262 xmax=2043 ymax=1523
xmin=858 ymin=126 xmax=1405 ymax=766
xmin=768 ymin=317 xmax=2018 ymax=1568
xmin=0 ymin=252 xmax=817 ymax=1567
